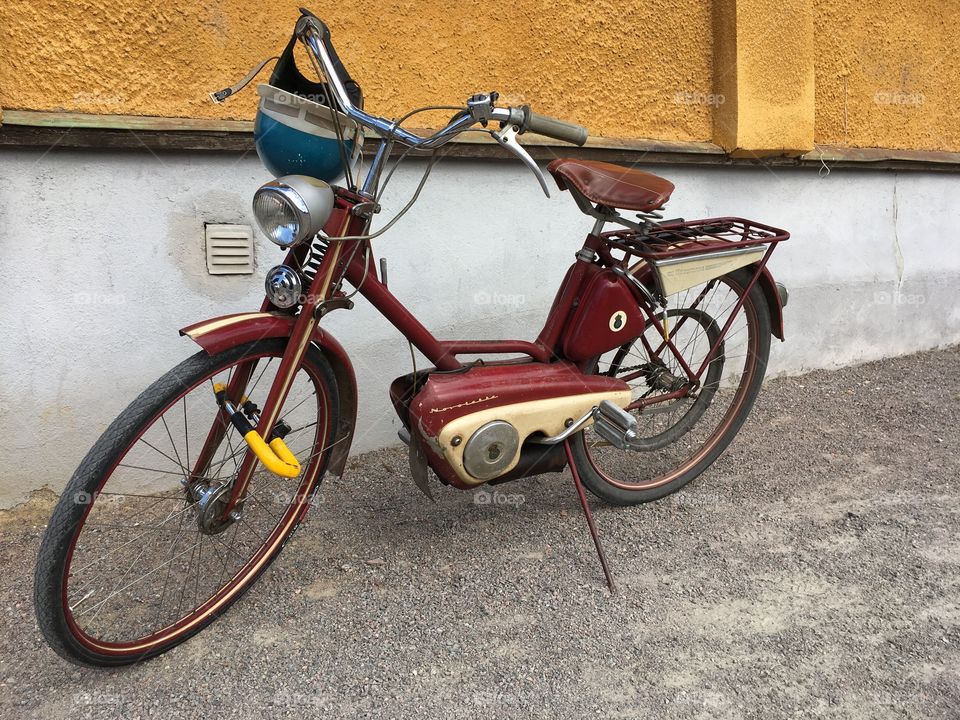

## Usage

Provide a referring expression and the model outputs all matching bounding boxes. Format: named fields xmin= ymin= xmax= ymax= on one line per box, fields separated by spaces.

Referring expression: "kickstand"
xmin=563 ymin=439 xmax=616 ymax=594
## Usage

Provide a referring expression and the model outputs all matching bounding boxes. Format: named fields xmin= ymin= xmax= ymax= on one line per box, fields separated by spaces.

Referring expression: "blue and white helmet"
xmin=253 ymin=28 xmax=364 ymax=184
xmin=255 ymin=84 xmax=363 ymax=183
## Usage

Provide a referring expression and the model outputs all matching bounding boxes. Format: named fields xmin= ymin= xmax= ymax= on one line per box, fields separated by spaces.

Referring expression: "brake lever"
xmin=492 ymin=124 xmax=550 ymax=198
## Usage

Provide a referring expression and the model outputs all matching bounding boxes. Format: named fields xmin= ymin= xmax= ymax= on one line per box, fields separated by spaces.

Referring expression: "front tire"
xmin=34 ymin=339 xmax=338 ymax=666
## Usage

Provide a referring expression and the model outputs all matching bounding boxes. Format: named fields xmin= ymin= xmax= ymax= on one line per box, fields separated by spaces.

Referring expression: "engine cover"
xmin=407 ymin=361 xmax=631 ymax=488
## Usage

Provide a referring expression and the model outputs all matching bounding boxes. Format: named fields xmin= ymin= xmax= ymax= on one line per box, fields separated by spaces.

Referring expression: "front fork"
xmin=186 ymin=200 xmax=366 ymax=520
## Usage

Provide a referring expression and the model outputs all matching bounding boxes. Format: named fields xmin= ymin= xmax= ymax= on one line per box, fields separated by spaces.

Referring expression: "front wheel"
xmin=570 ymin=267 xmax=772 ymax=505
xmin=34 ymin=339 xmax=338 ymax=666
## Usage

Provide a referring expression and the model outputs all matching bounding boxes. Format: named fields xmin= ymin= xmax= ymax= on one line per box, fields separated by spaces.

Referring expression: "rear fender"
xmin=180 ymin=312 xmax=357 ymax=476
xmin=628 ymin=262 xmax=785 ymax=340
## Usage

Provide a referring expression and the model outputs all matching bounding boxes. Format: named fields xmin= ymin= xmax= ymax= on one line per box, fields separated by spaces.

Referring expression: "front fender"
xmin=180 ymin=312 xmax=357 ymax=476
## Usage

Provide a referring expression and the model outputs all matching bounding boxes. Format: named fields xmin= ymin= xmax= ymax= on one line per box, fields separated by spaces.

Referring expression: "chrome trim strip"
xmin=649 ymin=245 xmax=768 ymax=267
xmin=525 ymin=407 xmax=597 ymax=445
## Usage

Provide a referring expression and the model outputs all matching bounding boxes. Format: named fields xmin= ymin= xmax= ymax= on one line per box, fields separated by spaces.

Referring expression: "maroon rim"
xmin=583 ymin=278 xmax=761 ymax=491
xmin=61 ymin=350 xmax=331 ymax=657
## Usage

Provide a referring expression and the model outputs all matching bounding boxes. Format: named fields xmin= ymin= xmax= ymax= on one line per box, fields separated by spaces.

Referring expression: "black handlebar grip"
xmin=521 ymin=107 xmax=588 ymax=146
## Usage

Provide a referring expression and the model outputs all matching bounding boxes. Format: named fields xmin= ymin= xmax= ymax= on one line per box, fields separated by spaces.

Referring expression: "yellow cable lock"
xmin=241 ymin=431 xmax=301 ymax=478
xmin=213 ymin=383 xmax=301 ymax=478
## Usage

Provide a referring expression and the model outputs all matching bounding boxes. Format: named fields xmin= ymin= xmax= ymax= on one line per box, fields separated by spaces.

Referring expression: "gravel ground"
xmin=2 ymin=346 xmax=959 ymax=719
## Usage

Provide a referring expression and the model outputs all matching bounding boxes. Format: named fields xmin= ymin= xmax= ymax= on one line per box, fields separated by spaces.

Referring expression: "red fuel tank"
xmin=561 ymin=269 xmax=646 ymax=362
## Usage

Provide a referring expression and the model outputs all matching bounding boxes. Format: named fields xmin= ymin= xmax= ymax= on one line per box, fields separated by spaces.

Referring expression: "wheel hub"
xmin=640 ymin=361 xmax=689 ymax=392
xmin=193 ymin=483 xmax=237 ymax=535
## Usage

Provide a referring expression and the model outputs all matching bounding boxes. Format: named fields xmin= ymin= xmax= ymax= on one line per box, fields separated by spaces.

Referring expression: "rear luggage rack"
xmin=601 ymin=217 xmax=789 ymax=261
xmin=601 ymin=217 xmax=790 ymax=300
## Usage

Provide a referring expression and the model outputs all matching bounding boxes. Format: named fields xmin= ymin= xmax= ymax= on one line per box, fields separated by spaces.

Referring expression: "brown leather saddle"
xmin=547 ymin=159 xmax=674 ymax=213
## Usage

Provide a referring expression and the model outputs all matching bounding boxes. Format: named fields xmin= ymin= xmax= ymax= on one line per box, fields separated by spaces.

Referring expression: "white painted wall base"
xmin=1 ymin=148 xmax=957 ymax=507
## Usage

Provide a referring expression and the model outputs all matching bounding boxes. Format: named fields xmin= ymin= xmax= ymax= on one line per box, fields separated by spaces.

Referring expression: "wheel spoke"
xmin=72 ymin=500 xmax=201 ymax=577
xmin=584 ymin=273 xmax=763 ymax=492
xmin=136 ymin=436 xmax=189 ymax=478
xmin=56 ymin=346 xmax=331 ymax=653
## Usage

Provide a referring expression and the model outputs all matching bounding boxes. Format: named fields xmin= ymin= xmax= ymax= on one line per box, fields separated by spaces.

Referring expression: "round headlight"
xmin=264 ymin=265 xmax=303 ymax=309
xmin=252 ymin=175 xmax=335 ymax=248
xmin=253 ymin=190 xmax=301 ymax=247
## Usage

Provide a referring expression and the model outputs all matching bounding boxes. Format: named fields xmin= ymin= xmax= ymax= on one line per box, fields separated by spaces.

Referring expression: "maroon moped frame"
xmin=185 ymin=190 xmax=787 ymax=520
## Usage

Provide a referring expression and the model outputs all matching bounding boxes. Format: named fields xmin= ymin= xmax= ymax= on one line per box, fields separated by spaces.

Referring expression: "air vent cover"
xmin=205 ymin=224 xmax=254 ymax=275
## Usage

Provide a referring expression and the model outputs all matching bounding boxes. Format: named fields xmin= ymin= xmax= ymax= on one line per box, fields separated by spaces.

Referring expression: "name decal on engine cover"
xmin=429 ymin=395 xmax=499 ymax=413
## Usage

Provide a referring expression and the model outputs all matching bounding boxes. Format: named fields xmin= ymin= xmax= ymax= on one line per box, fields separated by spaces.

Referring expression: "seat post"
xmin=590 ymin=216 xmax=606 ymax=236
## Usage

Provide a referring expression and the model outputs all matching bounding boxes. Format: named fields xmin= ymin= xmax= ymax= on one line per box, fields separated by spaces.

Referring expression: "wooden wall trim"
xmin=2 ymin=110 xmax=959 ymax=172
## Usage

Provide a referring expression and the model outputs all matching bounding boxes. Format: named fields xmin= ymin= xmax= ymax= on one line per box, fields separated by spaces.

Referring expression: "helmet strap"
xmin=209 ymin=55 xmax=279 ymax=104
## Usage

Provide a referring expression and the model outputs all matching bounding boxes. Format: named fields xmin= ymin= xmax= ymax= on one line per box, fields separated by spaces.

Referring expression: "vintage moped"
xmin=35 ymin=9 xmax=788 ymax=665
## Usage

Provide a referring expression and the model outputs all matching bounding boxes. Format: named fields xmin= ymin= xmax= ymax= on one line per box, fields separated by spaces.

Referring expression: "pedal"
xmin=592 ymin=400 xmax=638 ymax=450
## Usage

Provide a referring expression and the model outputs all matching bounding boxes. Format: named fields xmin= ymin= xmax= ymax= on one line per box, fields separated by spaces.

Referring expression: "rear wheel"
xmin=570 ymin=268 xmax=771 ymax=505
xmin=34 ymin=339 xmax=338 ymax=666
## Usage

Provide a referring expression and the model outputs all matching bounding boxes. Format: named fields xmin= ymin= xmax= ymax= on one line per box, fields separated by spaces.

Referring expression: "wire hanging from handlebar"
xmin=318 ymin=128 xmax=494 ymax=244
xmin=323 ymin=113 xmax=492 ymax=300
xmin=372 ymin=105 xmax=470 ymax=201
xmin=300 ymin=33 xmax=355 ymax=190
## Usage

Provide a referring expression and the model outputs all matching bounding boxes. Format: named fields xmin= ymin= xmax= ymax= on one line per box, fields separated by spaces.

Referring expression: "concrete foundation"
xmin=1 ymin=148 xmax=957 ymax=506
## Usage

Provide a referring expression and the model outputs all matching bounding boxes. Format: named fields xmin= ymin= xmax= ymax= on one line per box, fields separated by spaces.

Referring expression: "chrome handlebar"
xmin=301 ymin=17 xmax=510 ymax=149
xmin=296 ymin=12 xmax=587 ymax=196
xmin=298 ymin=15 xmax=585 ymax=148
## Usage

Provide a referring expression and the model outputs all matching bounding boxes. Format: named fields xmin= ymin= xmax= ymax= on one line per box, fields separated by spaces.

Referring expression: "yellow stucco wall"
xmin=712 ymin=0 xmax=815 ymax=155
xmin=0 ymin=0 xmax=715 ymax=142
xmin=813 ymin=0 xmax=960 ymax=152
xmin=1 ymin=0 xmax=957 ymax=153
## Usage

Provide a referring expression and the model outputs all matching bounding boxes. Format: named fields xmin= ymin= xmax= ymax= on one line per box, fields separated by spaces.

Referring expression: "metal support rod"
xmin=562 ymin=439 xmax=616 ymax=593
xmin=526 ymin=406 xmax=596 ymax=445
xmin=693 ymin=243 xmax=776 ymax=378
xmin=361 ymin=139 xmax=392 ymax=198
xmin=590 ymin=215 xmax=606 ymax=236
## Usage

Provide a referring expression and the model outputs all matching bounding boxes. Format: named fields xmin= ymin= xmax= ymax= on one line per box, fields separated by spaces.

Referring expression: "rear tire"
xmin=570 ymin=268 xmax=771 ymax=505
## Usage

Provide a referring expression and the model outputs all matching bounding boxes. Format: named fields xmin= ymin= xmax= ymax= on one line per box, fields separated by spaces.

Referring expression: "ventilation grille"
xmin=205 ymin=224 xmax=254 ymax=275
